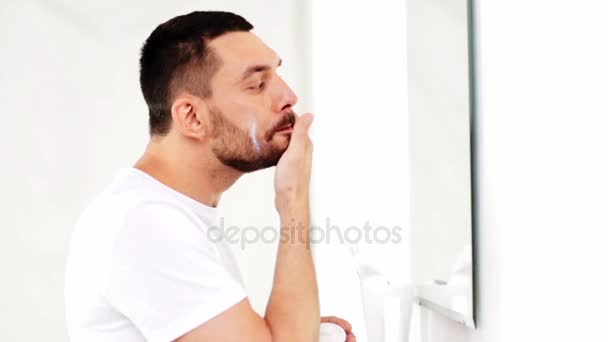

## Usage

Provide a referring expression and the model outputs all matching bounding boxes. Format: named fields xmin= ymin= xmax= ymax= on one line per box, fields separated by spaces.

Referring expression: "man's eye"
xmin=249 ymin=82 xmax=265 ymax=90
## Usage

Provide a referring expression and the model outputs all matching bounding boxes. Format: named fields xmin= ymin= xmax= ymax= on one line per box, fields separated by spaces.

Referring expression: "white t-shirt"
xmin=65 ymin=167 xmax=247 ymax=342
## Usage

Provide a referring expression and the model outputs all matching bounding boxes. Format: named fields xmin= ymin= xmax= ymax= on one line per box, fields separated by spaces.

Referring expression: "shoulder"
xmin=117 ymin=199 xmax=213 ymax=250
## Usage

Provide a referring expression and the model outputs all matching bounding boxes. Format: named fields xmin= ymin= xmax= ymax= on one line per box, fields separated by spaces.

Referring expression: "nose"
xmin=272 ymin=76 xmax=299 ymax=113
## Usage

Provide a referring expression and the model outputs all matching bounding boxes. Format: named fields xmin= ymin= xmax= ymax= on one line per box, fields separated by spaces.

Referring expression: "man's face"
xmin=203 ymin=31 xmax=298 ymax=172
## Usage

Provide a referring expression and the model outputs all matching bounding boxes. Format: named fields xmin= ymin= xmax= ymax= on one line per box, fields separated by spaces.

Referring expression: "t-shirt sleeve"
xmin=104 ymin=202 xmax=247 ymax=342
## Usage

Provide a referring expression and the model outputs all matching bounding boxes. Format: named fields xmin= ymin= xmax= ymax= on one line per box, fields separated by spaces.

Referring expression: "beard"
xmin=208 ymin=107 xmax=295 ymax=173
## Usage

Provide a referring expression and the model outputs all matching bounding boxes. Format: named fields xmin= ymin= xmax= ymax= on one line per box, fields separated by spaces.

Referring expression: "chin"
xmin=271 ymin=133 xmax=291 ymax=148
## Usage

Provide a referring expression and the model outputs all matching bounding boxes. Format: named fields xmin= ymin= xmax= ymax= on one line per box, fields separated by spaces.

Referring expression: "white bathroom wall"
xmin=0 ymin=1 xmax=306 ymax=340
xmin=309 ymin=0 xmax=410 ymax=341
xmin=413 ymin=0 xmax=608 ymax=341
xmin=8 ymin=0 xmax=604 ymax=341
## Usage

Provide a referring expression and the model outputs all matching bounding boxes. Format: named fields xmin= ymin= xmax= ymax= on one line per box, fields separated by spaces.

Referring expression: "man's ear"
xmin=170 ymin=94 xmax=209 ymax=139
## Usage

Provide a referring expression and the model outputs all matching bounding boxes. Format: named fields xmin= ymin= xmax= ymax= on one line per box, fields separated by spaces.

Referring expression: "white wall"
xmin=309 ymin=0 xmax=410 ymax=341
xmin=414 ymin=0 xmax=608 ymax=341
xmin=0 ymin=1 xmax=306 ymax=340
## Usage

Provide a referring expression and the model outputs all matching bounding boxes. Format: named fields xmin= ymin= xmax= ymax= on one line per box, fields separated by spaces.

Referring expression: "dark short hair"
xmin=139 ymin=11 xmax=253 ymax=135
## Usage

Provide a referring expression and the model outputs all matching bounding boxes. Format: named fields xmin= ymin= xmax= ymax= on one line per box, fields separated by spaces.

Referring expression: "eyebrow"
xmin=239 ymin=58 xmax=282 ymax=82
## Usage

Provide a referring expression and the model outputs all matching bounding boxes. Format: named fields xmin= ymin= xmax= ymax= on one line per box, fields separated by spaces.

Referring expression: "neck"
xmin=133 ymin=135 xmax=242 ymax=208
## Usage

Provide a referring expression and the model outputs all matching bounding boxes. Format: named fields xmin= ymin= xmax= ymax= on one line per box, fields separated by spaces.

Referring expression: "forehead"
xmin=208 ymin=31 xmax=279 ymax=81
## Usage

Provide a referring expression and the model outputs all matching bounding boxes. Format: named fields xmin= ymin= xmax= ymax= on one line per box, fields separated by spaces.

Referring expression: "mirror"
xmin=407 ymin=0 xmax=477 ymax=327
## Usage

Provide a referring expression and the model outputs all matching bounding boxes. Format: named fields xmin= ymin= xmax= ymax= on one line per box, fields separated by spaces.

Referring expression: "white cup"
xmin=319 ymin=322 xmax=347 ymax=342
xmin=360 ymin=276 xmax=413 ymax=342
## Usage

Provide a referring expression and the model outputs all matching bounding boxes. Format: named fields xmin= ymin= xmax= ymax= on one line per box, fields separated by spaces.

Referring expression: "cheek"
xmin=227 ymin=101 xmax=261 ymax=125
xmin=229 ymin=93 xmax=272 ymax=117
xmin=248 ymin=123 xmax=263 ymax=154
xmin=222 ymin=95 xmax=275 ymax=135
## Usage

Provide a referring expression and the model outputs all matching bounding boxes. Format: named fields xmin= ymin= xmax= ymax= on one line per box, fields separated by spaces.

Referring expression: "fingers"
xmin=290 ymin=112 xmax=314 ymax=145
xmin=320 ymin=316 xmax=356 ymax=342
xmin=295 ymin=112 xmax=314 ymax=135
xmin=283 ymin=113 xmax=313 ymax=161
xmin=320 ymin=316 xmax=352 ymax=332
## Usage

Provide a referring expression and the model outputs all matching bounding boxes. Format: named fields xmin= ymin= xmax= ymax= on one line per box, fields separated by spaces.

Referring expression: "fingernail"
xmin=305 ymin=114 xmax=314 ymax=125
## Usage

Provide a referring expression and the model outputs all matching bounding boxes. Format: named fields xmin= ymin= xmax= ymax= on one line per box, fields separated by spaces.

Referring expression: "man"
xmin=64 ymin=11 xmax=356 ymax=342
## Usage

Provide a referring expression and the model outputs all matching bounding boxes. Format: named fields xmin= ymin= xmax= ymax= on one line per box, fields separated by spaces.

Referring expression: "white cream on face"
xmin=249 ymin=122 xmax=262 ymax=154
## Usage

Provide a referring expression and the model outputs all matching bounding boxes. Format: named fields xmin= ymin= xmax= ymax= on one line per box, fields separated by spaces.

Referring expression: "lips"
xmin=266 ymin=111 xmax=296 ymax=139
xmin=276 ymin=123 xmax=293 ymax=132
xmin=275 ymin=123 xmax=293 ymax=134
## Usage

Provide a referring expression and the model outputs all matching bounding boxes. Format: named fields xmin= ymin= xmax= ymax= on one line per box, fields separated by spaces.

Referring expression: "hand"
xmin=321 ymin=316 xmax=356 ymax=342
xmin=274 ymin=113 xmax=314 ymax=214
